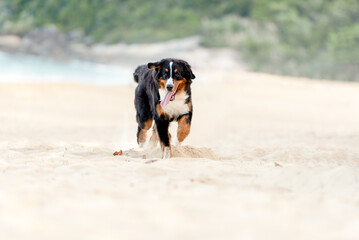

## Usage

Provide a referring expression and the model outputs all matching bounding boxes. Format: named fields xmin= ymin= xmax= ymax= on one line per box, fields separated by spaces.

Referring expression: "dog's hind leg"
xmin=135 ymin=89 xmax=153 ymax=147
xmin=136 ymin=119 xmax=153 ymax=148
xmin=148 ymin=124 xmax=159 ymax=148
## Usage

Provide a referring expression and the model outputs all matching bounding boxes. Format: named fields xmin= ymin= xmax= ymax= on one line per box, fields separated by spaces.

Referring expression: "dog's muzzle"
xmin=166 ymin=83 xmax=174 ymax=92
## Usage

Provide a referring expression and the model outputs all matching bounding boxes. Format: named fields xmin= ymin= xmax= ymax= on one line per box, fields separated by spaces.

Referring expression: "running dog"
xmin=133 ymin=58 xmax=195 ymax=158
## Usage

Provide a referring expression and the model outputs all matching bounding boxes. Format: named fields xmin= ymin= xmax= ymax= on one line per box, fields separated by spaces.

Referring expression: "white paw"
xmin=162 ymin=147 xmax=171 ymax=159
xmin=173 ymin=137 xmax=182 ymax=146
xmin=147 ymin=139 xmax=158 ymax=149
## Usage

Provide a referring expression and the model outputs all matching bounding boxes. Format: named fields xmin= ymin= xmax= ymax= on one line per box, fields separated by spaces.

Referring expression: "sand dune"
xmin=121 ymin=145 xmax=222 ymax=160
xmin=0 ymin=71 xmax=359 ymax=240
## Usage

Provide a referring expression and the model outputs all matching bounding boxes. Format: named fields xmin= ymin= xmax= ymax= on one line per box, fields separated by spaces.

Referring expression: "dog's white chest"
xmin=159 ymin=90 xmax=190 ymax=118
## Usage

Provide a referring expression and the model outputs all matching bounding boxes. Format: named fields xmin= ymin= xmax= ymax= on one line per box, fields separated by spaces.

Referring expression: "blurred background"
xmin=0 ymin=0 xmax=358 ymax=83
xmin=1 ymin=2 xmax=359 ymax=240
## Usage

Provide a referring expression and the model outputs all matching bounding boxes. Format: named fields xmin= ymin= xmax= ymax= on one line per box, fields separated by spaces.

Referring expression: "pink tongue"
xmin=161 ymin=91 xmax=173 ymax=107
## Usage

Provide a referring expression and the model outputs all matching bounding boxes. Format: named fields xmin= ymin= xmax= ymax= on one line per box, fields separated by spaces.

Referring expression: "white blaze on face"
xmin=161 ymin=61 xmax=181 ymax=108
xmin=166 ymin=61 xmax=174 ymax=89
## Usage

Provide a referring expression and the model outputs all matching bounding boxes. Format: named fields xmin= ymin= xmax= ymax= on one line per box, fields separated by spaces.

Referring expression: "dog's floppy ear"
xmin=184 ymin=62 xmax=196 ymax=80
xmin=147 ymin=61 xmax=162 ymax=70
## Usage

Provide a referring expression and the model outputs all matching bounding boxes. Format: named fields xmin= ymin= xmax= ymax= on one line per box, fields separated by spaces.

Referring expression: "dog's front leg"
xmin=177 ymin=114 xmax=191 ymax=145
xmin=155 ymin=117 xmax=173 ymax=158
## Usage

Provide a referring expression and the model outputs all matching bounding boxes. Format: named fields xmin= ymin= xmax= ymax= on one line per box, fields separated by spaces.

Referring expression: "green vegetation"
xmin=1 ymin=0 xmax=358 ymax=81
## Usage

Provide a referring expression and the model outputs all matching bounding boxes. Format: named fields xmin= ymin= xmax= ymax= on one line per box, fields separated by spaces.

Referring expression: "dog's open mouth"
xmin=160 ymin=87 xmax=178 ymax=108
xmin=170 ymin=88 xmax=178 ymax=101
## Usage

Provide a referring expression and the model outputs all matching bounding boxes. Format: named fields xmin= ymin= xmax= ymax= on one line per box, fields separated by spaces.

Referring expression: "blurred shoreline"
xmin=0 ymin=51 xmax=132 ymax=85
xmin=0 ymin=27 xmax=245 ymax=85
xmin=0 ymin=27 xmax=244 ymax=72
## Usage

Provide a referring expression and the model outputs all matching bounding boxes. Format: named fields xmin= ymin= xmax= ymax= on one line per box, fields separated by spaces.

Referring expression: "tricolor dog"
xmin=133 ymin=58 xmax=195 ymax=158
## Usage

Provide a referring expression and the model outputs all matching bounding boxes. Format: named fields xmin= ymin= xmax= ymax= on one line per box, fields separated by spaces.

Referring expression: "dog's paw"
xmin=162 ymin=147 xmax=172 ymax=159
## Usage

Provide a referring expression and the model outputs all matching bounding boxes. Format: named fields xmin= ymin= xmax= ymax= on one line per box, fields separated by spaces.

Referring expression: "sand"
xmin=0 ymin=71 xmax=359 ymax=240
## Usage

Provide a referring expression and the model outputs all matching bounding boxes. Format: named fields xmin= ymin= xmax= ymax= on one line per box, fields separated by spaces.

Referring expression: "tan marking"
xmin=138 ymin=130 xmax=147 ymax=145
xmin=156 ymin=103 xmax=164 ymax=116
xmin=174 ymin=69 xmax=178 ymax=73
xmin=159 ymin=77 xmax=166 ymax=89
xmin=165 ymin=69 xmax=168 ymax=72
xmin=144 ymin=120 xmax=152 ymax=130
xmin=172 ymin=79 xmax=184 ymax=95
xmin=187 ymin=101 xmax=192 ymax=110
xmin=137 ymin=119 xmax=153 ymax=145
xmin=174 ymin=78 xmax=187 ymax=95
xmin=149 ymin=125 xmax=159 ymax=147
xmin=177 ymin=115 xmax=191 ymax=142
xmin=149 ymin=65 xmax=161 ymax=69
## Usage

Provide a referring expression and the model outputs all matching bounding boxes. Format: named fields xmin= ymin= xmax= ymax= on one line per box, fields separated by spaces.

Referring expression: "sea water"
xmin=0 ymin=51 xmax=132 ymax=85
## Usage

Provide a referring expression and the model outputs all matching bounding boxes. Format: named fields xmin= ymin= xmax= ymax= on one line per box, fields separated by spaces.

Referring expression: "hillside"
xmin=0 ymin=0 xmax=358 ymax=81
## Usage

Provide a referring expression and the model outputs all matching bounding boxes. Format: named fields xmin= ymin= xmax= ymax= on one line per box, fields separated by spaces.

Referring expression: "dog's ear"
xmin=184 ymin=62 xmax=196 ymax=80
xmin=147 ymin=61 xmax=162 ymax=70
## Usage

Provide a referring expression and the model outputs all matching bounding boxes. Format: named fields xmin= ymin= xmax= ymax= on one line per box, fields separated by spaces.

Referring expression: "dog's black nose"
xmin=166 ymin=84 xmax=173 ymax=91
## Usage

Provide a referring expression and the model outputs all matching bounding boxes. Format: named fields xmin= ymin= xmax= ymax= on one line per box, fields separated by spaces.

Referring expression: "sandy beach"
xmin=1 ymin=70 xmax=359 ymax=240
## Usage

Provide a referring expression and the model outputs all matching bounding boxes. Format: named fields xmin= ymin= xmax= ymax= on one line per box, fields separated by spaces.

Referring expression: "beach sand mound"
xmin=121 ymin=145 xmax=222 ymax=160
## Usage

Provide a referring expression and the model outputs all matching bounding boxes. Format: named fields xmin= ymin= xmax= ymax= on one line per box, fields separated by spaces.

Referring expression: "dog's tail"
xmin=133 ymin=65 xmax=145 ymax=84
xmin=133 ymin=74 xmax=139 ymax=84
xmin=133 ymin=71 xmax=139 ymax=83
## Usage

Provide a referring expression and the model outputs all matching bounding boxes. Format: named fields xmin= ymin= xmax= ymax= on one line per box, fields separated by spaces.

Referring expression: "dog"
xmin=133 ymin=58 xmax=195 ymax=158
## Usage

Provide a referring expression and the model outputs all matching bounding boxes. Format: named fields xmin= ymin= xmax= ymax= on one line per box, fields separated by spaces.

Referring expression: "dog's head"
xmin=148 ymin=58 xmax=195 ymax=89
xmin=148 ymin=58 xmax=195 ymax=107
